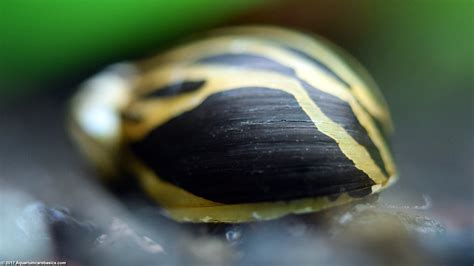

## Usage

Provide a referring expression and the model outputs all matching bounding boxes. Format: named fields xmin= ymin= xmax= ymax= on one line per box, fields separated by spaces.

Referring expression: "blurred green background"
xmin=0 ymin=0 xmax=266 ymax=99
xmin=0 ymin=0 xmax=472 ymax=230
xmin=1 ymin=0 xmax=472 ymax=100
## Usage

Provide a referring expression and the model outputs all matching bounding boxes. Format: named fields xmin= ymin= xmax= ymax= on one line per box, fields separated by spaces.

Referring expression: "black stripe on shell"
xmin=131 ymin=87 xmax=374 ymax=204
xmin=299 ymin=80 xmax=389 ymax=177
xmin=141 ymin=80 xmax=206 ymax=99
xmin=282 ymin=46 xmax=351 ymax=88
xmin=196 ymin=53 xmax=296 ymax=76
xmin=194 ymin=53 xmax=389 ymax=177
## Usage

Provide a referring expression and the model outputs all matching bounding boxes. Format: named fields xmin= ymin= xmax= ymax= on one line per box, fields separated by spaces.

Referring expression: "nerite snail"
xmin=69 ymin=26 xmax=397 ymax=223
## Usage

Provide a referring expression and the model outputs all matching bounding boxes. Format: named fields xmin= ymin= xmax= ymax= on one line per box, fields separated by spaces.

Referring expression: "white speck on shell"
xmin=201 ymin=216 xmax=213 ymax=222
xmin=252 ymin=212 xmax=263 ymax=220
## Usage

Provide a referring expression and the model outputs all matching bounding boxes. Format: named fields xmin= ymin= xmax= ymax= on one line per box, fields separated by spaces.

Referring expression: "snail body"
xmin=70 ymin=26 xmax=397 ymax=223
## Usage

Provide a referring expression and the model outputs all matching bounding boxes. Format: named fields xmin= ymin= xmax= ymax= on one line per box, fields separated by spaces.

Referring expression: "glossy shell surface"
xmin=71 ymin=26 xmax=397 ymax=223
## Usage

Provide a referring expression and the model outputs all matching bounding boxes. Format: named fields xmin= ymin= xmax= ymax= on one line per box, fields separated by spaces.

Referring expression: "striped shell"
xmin=70 ymin=26 xmax=397 ymax=223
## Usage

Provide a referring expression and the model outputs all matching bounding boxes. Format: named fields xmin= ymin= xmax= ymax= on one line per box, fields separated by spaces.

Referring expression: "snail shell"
xmin=70 ymin=26 xmax=397 ymax=223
